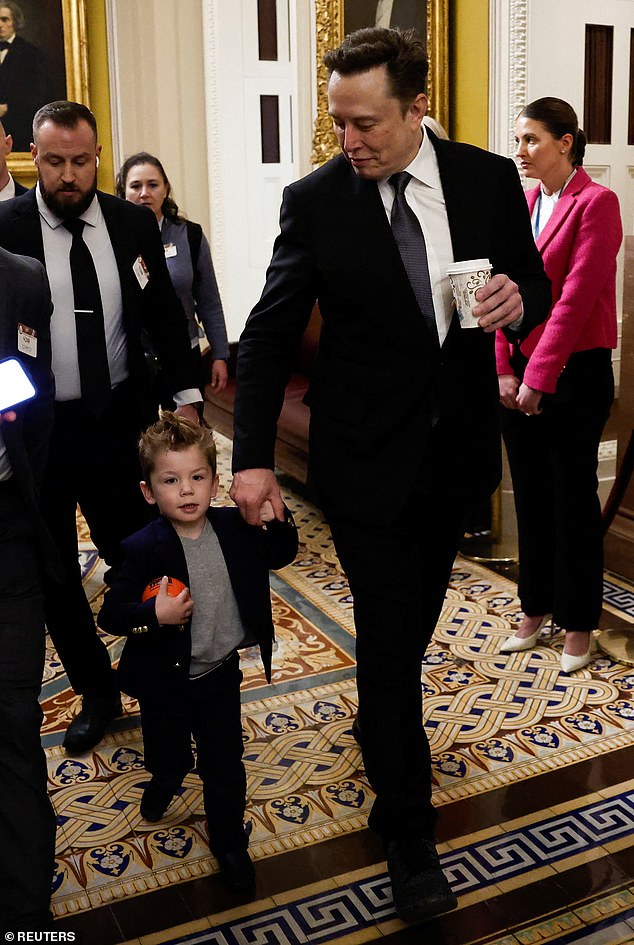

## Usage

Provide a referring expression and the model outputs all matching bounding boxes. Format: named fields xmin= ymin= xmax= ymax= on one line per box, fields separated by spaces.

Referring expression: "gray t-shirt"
xmin=180 ymin=519 xmax=245 ymax=678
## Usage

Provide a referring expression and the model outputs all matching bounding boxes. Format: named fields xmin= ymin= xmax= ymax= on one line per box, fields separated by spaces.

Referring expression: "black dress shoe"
xmin=140 ymin=778 xmax=179 ymax=822
xmin=63 ymin=693 xmax=122 ymax=754
xmin=351 ymin=716 xmax=362 ymax=746
xmin=386 ymin=835 xmax=457 ymax=924
xmin=216 ymin=847 xmax=255 ymax=892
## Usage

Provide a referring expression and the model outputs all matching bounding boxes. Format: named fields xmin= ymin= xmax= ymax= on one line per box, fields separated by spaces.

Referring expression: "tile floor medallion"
xmin=43 ymin=434 xmax=634 ymax=929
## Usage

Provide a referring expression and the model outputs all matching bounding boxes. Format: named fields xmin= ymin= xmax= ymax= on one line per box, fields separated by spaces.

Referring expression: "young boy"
xmin=99 ymin=412 xmax=297 ymax=891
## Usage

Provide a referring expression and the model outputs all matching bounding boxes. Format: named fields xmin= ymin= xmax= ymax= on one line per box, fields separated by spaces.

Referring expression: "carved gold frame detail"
xmin=311 ymin=0 xmax=449 ymax=164
xmin=8 ymin=0 xmax=90 ymax=183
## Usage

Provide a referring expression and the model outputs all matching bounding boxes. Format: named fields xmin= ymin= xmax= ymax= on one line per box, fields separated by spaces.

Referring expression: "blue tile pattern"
xmin=159 ymin=790 xmax=634 ymax=944
xmin=603 ymin=577 xmax=634 ymax=618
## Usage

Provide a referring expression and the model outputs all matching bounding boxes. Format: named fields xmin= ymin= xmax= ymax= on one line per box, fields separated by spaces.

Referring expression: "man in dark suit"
xmin=0 ymin=247 xmax=58 ymax=930
xmin=0 ymin=100 xmax=201 ymax=756
xmin=0 ymin=2 xmax=51 ymax=152
xmin=230 ymin=28 xmax=551 ymax=924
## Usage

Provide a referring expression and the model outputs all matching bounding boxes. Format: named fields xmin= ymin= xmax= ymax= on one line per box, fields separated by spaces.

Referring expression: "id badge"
xmin=133 ymin=255 xmax=150 ymax=289
xmin=17 ymin=323 xmax=37 ymax=357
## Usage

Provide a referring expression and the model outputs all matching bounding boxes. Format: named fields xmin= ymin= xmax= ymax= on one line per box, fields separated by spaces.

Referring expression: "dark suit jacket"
xmin=98 ymin=507 xmax=298 ymax=697
xmin=233 ymin=132 xmax=551 ymax=524
xmin=0 ymin=35 xmax=51 ymax=151
xmin=0 ymin=245 xmax=59 ymax=576
xmin=0 ymin=189 xmax=197 ymax=419
xmin=12 ymin=179 xmax=27 ymax=196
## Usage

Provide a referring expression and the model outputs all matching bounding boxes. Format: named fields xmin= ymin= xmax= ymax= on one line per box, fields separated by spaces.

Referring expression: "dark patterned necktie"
xmin=389 ymin=171 xmax=439 ymax=344
xmin=63 ymin=218 xmax=111 ymax=416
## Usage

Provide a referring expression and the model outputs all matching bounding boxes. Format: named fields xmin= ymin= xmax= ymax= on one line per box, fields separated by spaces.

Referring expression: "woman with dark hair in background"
xmin=116 ymin=152 xmax=229 ymax=399
xmin=497 ymin=97 xmax=622 ymax=672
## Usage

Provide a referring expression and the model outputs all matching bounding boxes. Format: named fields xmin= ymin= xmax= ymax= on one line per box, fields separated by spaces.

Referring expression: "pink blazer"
xmin=496 ymin=167 xmax=622 ymax=393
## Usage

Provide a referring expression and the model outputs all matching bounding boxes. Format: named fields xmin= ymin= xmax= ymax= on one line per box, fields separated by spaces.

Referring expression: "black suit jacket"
xmin=0 ymin=189 xmax=197 ymax=419
xmin=0 ymin=36 xmax=51 ymax=151
xmin=0 ymin=246 xmax=59 ymax=576
xmin=233 ymin=133 xmax=551 ymax=524
xmin=98 ymin=507 xmax=298 ymax=696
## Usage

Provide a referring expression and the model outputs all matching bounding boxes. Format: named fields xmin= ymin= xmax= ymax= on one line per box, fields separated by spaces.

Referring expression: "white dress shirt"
xmin=531 ymin=168 xmax=577 ymax=239
xmin=378 ymin=130 xmax=455 ymax=344
xmin=0 ymin=174 xmax=17 ymax=201
xmin=37 ymin=187 xmax=129 ymax=401
xmin=0 ymin=33 xmax=14 ymax=65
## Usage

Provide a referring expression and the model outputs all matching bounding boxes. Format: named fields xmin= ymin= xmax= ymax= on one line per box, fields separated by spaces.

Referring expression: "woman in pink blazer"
xmin=496 ymin=97 xmax=622 ymax=672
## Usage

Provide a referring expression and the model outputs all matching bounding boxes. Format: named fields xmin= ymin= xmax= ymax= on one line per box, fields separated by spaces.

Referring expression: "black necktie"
xmin=389 ymin=171 xmax=439 ymax=344
xmin=63 ymin=218 xmax=111 ymax=416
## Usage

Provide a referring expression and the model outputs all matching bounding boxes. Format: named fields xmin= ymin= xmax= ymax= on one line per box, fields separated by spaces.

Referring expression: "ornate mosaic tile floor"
xmin=43 ymin=435 xmax=634 ymax=943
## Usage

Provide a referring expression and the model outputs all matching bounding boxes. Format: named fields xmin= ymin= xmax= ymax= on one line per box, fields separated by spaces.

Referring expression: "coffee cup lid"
xmin=446 ymin=258 xmax=492 ymax=275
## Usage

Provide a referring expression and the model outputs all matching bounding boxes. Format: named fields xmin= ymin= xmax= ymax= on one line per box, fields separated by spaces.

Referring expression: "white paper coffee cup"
xmin=446 ymin=258 xmax=493 ymax=328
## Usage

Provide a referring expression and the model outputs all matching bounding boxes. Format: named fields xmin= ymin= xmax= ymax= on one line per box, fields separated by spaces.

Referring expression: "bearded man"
xmin=0 ymin=100 xmax=201 ymax=755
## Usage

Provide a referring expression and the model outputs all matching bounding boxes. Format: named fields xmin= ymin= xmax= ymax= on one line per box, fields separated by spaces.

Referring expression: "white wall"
xmin=202 ymin=0 xmax=313 ymax=341
xmin=108 ymin=0 xmax=211 ymax=238
xmin=108 ymin=0 xmax=314 ymax=343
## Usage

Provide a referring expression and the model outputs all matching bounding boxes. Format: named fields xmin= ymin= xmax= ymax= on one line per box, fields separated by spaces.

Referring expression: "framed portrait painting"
xmin=311 ymin=0 xmax=449 ymax=164
xmin=4 ymin=0 xmax=88 ymax=183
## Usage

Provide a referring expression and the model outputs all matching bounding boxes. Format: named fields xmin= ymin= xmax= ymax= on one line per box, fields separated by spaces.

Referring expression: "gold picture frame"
xmin=311 ymin=0 xmax=449 ymax=165
xmin=7 ymin=0 xmax=89 ymax=185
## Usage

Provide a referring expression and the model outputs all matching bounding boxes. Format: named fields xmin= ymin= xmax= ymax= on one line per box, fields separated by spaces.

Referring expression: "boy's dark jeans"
xmin=139 ymin=650 xmax=248 ymax=854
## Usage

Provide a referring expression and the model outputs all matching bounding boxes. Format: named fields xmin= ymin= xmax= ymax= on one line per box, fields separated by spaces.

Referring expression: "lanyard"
xmin=533 ymin=190 xmax=544 ymax=239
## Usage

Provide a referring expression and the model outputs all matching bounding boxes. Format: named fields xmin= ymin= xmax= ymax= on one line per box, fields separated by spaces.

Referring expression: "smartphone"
xmin=0 ymin=358 xmax=37 ymax=412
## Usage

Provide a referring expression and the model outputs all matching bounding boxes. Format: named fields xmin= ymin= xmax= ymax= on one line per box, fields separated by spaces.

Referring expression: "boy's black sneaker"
xmin=216 ymin=847 xmax=256 ymax=892
xmin=140 ymin=779 xmax=178 ymax=822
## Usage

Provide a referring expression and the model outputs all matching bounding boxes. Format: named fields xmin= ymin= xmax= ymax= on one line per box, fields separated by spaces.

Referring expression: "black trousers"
xmin=41 ymin=382 xmax=154 ymax=697
xmin=502 ymin=348 xmax=614 ymax=630
xmin=327 ymin=430 xmax=468 ymax=842
xmin=138 ymin=652 xmax=248 ymax=855
xmin=0 ymin=480 xmax=56 ymax=931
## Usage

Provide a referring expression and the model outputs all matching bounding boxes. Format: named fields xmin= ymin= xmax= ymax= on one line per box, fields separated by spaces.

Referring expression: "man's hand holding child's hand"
xmin=155 ymin=575 xmax=194 ymax=625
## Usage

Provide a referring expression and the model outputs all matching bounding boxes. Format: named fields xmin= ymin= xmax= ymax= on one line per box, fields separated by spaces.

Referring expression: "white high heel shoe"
xmin=560 ymin=636 xmax=594 ymax=673
xmin=500 ymin=614 xmax=553 ymax=654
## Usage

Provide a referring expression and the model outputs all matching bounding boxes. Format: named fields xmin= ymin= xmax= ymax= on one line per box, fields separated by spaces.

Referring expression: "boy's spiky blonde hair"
xmin=138 ymin=411 xmax=217 ymax=480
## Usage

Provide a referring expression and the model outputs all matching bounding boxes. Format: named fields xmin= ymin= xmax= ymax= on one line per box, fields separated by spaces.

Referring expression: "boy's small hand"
xmin=259 ymin=500 xmax=276 ymax=523
xmin=155 ymin=575 xmax=194 ymax=625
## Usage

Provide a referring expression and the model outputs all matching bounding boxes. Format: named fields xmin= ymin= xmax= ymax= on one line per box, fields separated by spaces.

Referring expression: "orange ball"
xmin=142 ymin=576 xmax=188 ymax=602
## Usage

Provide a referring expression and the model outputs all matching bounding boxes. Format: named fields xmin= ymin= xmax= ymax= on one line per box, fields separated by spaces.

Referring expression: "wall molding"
xmin=201 ymin=0 xmax=227 ymax=291
xmin=489 ymin=0 xmax=528 ymax=162
xmin=105 ymin=0 xmax=122 ymax=172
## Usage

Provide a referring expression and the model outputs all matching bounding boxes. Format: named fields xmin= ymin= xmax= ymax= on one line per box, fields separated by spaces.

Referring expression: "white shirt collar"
xmin=399 ymin=127 xmax=441 ymax=190
xmin=0 ymin=173 xmax=16 ymax=201
xmin=36 ymin=184 xmax=100 ymax=230
xmin=540 ymin=167 xmax=577 ymax=203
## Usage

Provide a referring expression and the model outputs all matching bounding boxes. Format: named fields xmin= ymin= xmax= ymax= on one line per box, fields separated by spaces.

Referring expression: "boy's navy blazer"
xmin=99 ymin=506 xmax=297 ymax=696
